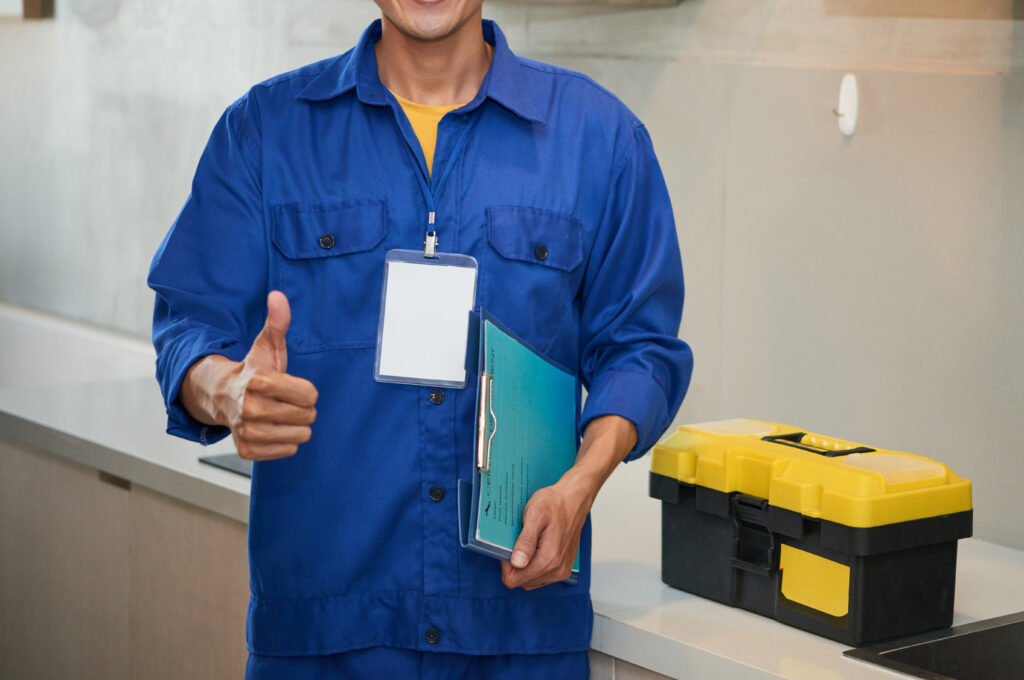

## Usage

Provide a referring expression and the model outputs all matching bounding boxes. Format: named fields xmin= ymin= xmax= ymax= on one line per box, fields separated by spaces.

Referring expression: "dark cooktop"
xmin=198 ymin=453 xmax=252 ymax=478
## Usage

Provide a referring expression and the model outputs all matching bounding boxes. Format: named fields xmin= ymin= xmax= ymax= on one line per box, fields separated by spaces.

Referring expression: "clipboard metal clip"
xmin=476 ymin=372 xmax=497 ymax=472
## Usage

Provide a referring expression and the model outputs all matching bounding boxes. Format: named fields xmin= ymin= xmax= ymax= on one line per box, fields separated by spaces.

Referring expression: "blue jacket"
xmin=149 ymin=19 xmax=692 ymax=656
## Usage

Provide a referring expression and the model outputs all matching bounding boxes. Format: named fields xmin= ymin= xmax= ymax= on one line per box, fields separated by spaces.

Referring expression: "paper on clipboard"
xmin=458 ymin=309 xmax=580 ymax=581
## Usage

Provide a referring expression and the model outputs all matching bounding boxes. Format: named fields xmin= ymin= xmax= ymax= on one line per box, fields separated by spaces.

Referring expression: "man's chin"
xmin=391 ymin=18 xmax=463 ymax=43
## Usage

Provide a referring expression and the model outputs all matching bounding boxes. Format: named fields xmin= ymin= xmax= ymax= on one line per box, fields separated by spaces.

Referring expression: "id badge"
xmin=374 ymin=249 xmax=478 ymax=388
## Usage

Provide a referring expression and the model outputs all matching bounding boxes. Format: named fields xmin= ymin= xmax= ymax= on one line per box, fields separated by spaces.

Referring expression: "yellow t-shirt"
xmin=391 ymin=92 xmax=460 ymax=175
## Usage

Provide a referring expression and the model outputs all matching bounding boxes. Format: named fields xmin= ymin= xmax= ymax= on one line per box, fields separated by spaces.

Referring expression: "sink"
xmin=844 ymin=610 xmax=1024 ymax=680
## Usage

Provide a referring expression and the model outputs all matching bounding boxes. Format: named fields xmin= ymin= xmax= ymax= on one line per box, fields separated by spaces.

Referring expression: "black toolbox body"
xmin=650 ymin=420 xmax=973 ymax=646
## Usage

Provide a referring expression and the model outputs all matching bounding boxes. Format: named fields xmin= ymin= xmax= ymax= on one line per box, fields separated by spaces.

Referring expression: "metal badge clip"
xmin=423 ymin=211 xmax=438 ymax=258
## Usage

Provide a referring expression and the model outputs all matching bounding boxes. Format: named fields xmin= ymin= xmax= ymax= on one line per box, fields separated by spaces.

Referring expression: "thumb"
xmin=253 ymin=291 xmax=291 ymax=372
xmin=511 ymin=518 xmax=540 ymax=569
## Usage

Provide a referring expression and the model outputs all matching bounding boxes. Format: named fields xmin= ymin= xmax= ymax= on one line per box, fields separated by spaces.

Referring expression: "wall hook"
xmin=836 ymin=73 xmax=858 ymax=136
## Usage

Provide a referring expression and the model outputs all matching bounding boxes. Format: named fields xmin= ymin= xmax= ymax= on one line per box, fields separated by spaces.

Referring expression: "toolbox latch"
xmin=733 ymin=493 xmax=769 ymax=526
xmin=731 ymin=493 xmax=775 ymax=576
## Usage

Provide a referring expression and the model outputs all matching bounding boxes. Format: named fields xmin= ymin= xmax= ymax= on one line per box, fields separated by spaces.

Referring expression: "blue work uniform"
xmin=149 ymin=17 xmax=692 ymax=676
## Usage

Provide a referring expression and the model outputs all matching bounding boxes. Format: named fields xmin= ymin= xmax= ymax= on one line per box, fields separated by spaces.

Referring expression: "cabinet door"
xmin=129 ymin=484 xmax=249 ymax=679
xmin=0 ymin=440 xmax=250 ymax=679
xmin=0 ymin=440 xmax=132 ymax=680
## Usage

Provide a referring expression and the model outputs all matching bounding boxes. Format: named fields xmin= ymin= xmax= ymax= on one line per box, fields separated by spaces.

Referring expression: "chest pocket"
xmin=487 ymin=206 xmax=584 ymax=272
xmin=271 ymin=199 xmax=387 ymax=353
xmin=484 ymin=206 xmax=585 ymax=349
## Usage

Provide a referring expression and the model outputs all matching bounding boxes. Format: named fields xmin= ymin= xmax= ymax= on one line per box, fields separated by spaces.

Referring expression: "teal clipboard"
xmin=457 ymin=309 xmax=580 ymax=583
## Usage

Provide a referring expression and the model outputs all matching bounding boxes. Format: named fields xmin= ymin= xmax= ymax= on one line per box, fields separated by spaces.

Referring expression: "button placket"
xmin=419 ymin=385 xmax=457 ymax=605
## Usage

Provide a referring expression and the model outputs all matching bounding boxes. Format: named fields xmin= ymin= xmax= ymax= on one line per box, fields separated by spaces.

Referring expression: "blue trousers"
xmin=245 ymin=647 xmax=590 ymax=680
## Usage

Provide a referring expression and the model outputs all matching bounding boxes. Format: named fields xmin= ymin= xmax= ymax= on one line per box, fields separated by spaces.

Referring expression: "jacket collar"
xmin=296 ymin=19 xmax=544 ymax=125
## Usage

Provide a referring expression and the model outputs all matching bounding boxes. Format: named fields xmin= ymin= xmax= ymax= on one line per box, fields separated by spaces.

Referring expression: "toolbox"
xmin=649 ymin=419 xmax=973 ymax=646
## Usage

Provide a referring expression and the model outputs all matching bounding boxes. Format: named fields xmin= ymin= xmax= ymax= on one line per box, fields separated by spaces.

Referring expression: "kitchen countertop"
xmin=3 ymin=303 xmax=1023 ymax=679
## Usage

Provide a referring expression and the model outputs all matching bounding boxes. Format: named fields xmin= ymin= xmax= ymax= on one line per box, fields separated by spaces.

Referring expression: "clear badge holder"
xmin=374 ymin=248 xmax=478 ymax=388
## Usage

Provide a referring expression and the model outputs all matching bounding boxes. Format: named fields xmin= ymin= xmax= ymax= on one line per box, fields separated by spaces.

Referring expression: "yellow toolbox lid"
xmin=650 ymin=419 xmax=972 ymax=528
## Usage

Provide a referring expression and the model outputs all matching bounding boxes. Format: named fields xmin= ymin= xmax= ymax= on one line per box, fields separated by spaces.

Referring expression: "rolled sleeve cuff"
xmin=157 ymin=333 xmax=248 ymax=446
xmin=579 ymin=368 xmax=670 ymax=462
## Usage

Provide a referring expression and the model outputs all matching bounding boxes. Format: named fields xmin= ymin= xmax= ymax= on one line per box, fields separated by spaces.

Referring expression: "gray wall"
xmin=1 ymin=0 xmax=1022 ymax=548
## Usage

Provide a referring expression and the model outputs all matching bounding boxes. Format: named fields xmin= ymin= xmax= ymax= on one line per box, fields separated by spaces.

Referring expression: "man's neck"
xmin=375 ymin=13 xmax=492 ymax=107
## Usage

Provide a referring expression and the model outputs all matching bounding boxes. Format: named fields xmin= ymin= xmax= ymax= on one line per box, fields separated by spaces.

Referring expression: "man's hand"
xmin=179 ymin=291 xmax=319 ymax=461
xmin=500 ymin=477 xmax=591 ymax=589
xmin=501 ymin=415 xmax=638 ymax=590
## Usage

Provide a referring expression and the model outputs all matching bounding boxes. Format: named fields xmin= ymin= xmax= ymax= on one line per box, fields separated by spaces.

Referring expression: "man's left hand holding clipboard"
xmin=501 ymin=414 xmax=637 ymax=590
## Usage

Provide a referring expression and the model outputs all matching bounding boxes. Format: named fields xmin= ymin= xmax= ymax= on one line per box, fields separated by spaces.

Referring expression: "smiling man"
xmin=148 ymin=0 xmax=692 ymax=677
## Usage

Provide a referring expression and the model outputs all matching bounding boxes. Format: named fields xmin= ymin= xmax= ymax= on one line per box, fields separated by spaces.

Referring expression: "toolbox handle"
xmin=761 ymin=432 xmax=875 ymax=457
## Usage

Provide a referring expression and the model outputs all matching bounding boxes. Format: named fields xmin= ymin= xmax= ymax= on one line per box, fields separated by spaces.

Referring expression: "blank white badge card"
xmin=374 ymin=250 xmax=478 ymax=388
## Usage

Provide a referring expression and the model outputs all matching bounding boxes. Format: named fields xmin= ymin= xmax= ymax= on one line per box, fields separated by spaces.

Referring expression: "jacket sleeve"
xmin=147 ymin=94 xmax=266 ymax=445
xmin=577 ymin=122 xmax=693 ymax=461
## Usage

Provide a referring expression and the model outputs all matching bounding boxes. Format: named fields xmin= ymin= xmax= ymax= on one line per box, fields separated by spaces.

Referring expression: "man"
xmin=148 ymin=0 xmax=692 ymax=676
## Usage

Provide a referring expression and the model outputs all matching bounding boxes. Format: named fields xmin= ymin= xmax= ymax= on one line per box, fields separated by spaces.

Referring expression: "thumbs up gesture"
xmin=178 ymin=288 xmax=317 ymax=458
xmin=225 ymin=291 xmax=319 ymax=460
xmin=179 ymin=291 xmax=319 ymax=461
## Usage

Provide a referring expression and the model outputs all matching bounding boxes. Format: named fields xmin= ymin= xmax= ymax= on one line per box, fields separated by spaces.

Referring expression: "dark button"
xmin=429 ymin=486 xmax=445 ymax=502
xmin=318 ymin=234 xmax=335 ymax=249
xmin=425 ymin=628 xmax=441 ymax=644
xmin=534 ymin=244 xmax=549 ymax=261
xmin=429 ymin=389 xmax=445 ymax=405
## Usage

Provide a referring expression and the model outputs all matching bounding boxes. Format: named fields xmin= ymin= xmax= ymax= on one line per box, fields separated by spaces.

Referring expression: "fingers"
xmin=242 ymin=395 xmax=317 ymax=425
xmin=511 ymin=507 xmax=541 ymax=568
xmin=248 ymin=371 xmax=318 ymax=408
xmin=501 ymin=561 xmax=516 ymax=587
xmin=235 ymin=422 xmax=312 ymax=445
xmin=504 ymin=499 xmax=552 ymax=589
xmin=231 ymin=360 xmax=318 ymax=462
xmin=501 ymin=488 xmax=582 ymax=590
xmin=502 ymin=521 xmax=563 ymax=590
xmin=234 ymin=381 xmax=316 ymax=459
xmin=233 ymin=417 xmax=312 ymax=461
xmin=235 ymin=440 xmax=301 ymax=461
xmin=502 ymin=527 xmax=570 ymax=590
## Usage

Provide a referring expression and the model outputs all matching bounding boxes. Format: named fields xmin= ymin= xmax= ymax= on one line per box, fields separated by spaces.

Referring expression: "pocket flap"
xmin=486 ymin=206 xmax=583 ymax=272
xmin=272 ymin=200 xmax=386 ymax=259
